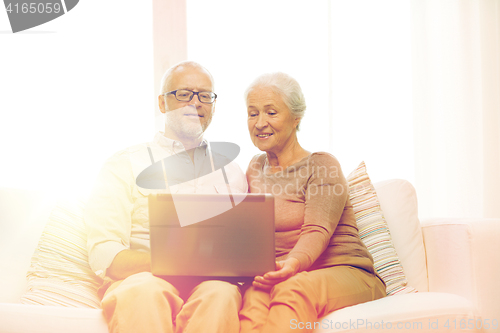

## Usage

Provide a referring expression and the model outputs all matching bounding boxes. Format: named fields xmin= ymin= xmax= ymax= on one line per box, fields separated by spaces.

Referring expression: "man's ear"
xmin=158 ymin=94 xmax=167 ymax=113
xmin=211 ymin=100 xmax=216 ymax=114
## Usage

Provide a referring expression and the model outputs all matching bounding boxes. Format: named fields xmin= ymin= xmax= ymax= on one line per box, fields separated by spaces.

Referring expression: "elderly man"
xmin=84 ymin=61 xmax=247 ymax=333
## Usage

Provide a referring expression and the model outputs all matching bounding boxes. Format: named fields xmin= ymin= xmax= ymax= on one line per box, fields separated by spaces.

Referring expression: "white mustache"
xmin=166 ymin=105 xmax=204 ymax=117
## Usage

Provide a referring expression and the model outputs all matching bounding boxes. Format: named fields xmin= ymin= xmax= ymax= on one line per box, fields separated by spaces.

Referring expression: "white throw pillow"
xmin=21 ymin=198 xmax=102 ymax=308
xmin=374 ymin=179 xmax=428 ymax=292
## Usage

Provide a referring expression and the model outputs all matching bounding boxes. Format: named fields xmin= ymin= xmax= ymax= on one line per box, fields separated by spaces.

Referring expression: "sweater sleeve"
xmin=287 ymin=153 xmax=348 ymax=271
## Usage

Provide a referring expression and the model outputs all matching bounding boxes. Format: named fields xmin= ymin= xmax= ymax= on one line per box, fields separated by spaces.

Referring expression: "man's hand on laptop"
xmin=252 ymin=257 xmax=300 ymax=291
xmin=107 ymin=250 xmax=151 ymax=281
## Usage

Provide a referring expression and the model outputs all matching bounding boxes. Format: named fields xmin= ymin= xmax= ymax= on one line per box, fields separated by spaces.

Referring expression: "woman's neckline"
xmin=262 ymin=153 xmax=313 ymax=175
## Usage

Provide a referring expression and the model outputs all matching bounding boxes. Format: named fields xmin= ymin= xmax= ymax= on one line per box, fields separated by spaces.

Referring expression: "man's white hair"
xmin=159 ymin=60 xmax=215 ymax=94
xmin=244 ymin=72 xmax=306 ymax=131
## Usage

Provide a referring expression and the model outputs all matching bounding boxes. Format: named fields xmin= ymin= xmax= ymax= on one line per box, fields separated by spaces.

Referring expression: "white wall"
xmin=412 ymin=0 xmax=500 ymax=219
xmin=0 ymin=0 xmax=154 ymax=196
xmin=186 ymin=0 xmax=414 ymax=184
xmin=1 ymin=0 xmax=416 ymax=204
xmin=3 ymin=1 xmax=495 ymax=219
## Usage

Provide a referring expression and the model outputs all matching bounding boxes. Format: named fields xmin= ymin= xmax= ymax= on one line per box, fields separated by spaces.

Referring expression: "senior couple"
xmin=84 ymin=61 xmax=386 ymax=333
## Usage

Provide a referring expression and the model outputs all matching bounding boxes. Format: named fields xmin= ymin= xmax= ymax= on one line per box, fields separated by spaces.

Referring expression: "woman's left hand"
xmin=252 ymin=257 xmax=301 ymax=291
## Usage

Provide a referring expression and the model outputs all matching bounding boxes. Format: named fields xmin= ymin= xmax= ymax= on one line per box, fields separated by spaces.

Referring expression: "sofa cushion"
xmin=20 ymin=197 xmax=102 ymax=308
xmin=314 ymin=292 xmax=482 ymax=333
xmin=347 ymin=162 xmax=417 ymax=296
xmin=374 ymin=179 xmax=428 ymax=292
xmin=0 ymin=303 xmax=108 ymax=333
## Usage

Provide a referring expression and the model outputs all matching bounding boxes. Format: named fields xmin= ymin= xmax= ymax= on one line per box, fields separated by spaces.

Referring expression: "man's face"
xmin=160 ymin=66 xmax=215 ymax=141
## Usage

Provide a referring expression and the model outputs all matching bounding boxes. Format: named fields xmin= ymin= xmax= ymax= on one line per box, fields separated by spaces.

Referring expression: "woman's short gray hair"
xmin=244 ymin=72 xmax=306 ymax=130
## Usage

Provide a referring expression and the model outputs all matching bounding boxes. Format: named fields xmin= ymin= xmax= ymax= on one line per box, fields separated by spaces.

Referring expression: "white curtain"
xmin=161 ymin=0 xmax=500 ymax=220
xmin=185 ymin=0 xmax=414 ymax=185
xmin=412 ymin=0 xmax=500 ymax=219
xmin=0 ymin=1 xmax=154 ymax=196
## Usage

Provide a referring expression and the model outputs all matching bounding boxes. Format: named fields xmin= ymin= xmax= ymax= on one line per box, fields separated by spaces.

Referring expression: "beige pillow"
xmin=374 ymin=179 xmax=428 ymax=292
xmin=347 ymin=162 xmax=417 ymax=296
xmin=21 ymin=198 xmax=102 ymax=308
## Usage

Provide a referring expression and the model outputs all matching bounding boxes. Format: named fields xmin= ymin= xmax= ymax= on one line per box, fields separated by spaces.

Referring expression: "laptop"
xmin=148 ymin=193 xmax=275 ymax=283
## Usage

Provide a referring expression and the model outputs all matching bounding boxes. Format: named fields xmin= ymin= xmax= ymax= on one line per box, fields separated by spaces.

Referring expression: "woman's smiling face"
xmin=247 ymin=86 xmax=300 ymax=154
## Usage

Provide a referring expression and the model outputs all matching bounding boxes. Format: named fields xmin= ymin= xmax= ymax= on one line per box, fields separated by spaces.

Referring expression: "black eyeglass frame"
xmin=163 ymin=89 xmax=217 ymax=104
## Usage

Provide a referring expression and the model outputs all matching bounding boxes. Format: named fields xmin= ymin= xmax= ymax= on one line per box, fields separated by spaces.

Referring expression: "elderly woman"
xmin=239 ymin=72 xmax=386 ymax=333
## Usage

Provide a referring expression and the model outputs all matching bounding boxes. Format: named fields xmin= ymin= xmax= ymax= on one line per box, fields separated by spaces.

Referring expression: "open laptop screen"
xmin=148 ymin=193 xmax=275 ymax=281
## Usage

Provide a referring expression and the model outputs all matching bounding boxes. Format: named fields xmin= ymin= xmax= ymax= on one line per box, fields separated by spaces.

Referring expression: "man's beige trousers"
xmin=101 ymin=272 xmax=242 ymax=333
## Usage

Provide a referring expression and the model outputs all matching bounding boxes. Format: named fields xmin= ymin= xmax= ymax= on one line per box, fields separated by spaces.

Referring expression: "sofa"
xmin=1 ymin=168 xmax=499 ymax=333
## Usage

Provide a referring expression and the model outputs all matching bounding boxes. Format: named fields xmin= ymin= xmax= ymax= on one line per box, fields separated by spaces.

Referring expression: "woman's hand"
xmin=252 ymin=257 xmax=301 ymax=291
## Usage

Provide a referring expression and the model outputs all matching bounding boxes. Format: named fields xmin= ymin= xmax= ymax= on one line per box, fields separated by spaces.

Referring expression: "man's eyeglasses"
xmin=163 ymin=89 xmax=217 ymax=104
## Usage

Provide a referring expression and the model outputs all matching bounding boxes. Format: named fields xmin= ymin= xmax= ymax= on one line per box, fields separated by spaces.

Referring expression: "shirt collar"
xmin=154 ymin=132 xmax=209 ymax=155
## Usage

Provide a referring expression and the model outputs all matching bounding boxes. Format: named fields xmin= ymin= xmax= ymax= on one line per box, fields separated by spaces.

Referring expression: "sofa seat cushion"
xmin=314 ymin=292 xmax=483 ymax=333
xmin=0 ymin=303 xmax=108 ymax=333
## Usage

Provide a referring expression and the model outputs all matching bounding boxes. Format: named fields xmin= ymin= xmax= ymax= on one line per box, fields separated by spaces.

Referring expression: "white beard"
xmin=164 ymin=105 xmax=206 ymax=140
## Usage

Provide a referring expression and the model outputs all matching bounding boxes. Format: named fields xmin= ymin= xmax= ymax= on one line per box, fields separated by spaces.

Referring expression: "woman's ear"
xmin=294 ymin=117 xmax=300 ymax=128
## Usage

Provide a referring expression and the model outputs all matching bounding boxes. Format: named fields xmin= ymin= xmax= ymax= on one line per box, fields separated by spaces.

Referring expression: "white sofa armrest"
xmin=421 ymin=218 xmax=500 ymax=328
xmin=0 ymin=188 xmax=57 ymax=303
